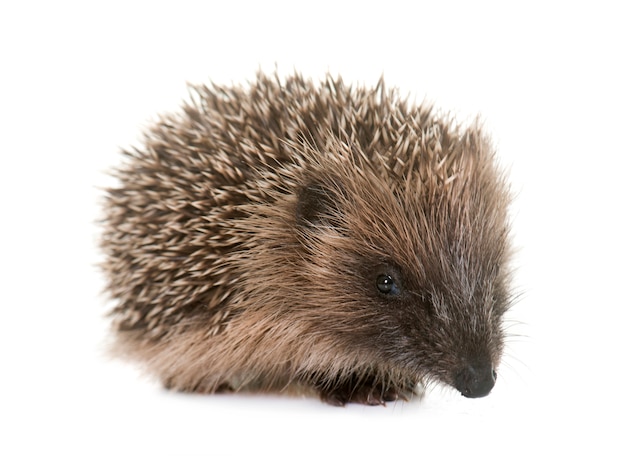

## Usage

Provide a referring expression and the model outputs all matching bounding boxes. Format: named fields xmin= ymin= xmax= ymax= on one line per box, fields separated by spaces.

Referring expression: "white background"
xmin=1 ymin=1 xmax=624 ymax=454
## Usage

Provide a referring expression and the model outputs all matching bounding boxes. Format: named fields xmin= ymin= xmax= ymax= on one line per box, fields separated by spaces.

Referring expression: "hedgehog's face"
xmin=338 ymin=248 xmax=509 ymax=399
xmin=294 ymin=156 xmax=511 ymax=398
xmin=360 ymin=257 xmax=509 ymax=398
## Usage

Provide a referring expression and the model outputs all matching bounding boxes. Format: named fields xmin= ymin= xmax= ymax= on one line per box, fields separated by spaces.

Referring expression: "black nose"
xmin=454 ymin=363 xmax=496 ymax=398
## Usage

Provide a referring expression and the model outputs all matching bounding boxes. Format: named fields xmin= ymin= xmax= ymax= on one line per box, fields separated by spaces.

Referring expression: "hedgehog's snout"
xmin=454 ymin=362 xmax=497 ymax=398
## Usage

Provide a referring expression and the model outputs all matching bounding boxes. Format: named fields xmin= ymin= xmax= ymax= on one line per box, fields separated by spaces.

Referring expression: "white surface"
xmin=1 ymin=1 xmax=624 ymax=455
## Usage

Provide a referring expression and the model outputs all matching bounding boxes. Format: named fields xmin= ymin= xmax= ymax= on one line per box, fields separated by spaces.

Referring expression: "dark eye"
xmin=376 ymin=274 xmax=398 ymax=295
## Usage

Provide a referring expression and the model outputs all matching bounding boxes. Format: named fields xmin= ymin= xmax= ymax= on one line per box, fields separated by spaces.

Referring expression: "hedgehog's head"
xmin=286 ymin=129 xmax=512 ymax=398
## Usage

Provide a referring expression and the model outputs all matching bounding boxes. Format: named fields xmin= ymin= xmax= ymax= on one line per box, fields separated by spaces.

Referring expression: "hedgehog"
xmin=101 ymin=71 xmax=513 ymax=406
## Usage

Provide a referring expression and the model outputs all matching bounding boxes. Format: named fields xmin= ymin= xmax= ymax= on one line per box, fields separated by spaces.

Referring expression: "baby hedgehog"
xmin=101 ymin=72 xmax=513 ymax=406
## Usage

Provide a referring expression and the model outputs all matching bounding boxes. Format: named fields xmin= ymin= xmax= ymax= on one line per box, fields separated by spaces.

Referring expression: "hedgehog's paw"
xmin=316 ymin=377 xmax=410 ymax=406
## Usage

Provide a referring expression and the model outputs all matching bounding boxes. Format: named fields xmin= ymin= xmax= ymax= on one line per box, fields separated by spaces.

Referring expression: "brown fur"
xmin=101 ymin=72 xmax=512 ymax=405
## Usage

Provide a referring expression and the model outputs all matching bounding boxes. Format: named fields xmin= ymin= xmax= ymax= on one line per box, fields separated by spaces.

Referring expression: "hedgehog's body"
xmin=102 ymin=72 xmax=512 ymax=405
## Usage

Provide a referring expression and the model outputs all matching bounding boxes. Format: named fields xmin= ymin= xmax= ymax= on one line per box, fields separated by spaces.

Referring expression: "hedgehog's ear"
xmin=295 ymin=182 xmax=343 ymax=229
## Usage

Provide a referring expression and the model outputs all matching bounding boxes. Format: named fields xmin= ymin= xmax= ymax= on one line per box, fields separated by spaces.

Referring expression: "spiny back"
xmin=101 ymin=72 xmax=494 ymax=340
